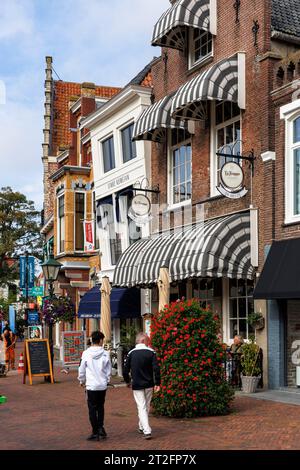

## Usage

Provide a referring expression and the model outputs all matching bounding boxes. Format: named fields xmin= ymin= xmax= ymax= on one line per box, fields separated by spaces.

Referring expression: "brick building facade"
xmin=254 ymin=49 xmax=300 ymax=388
xmin=112 ymin=0 xmax=300 ymax=389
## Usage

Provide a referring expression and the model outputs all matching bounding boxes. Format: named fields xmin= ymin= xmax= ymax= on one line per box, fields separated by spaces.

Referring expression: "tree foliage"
xmin=0 ymin=187 xmax=42 ymax=286
xmin=151 ymin=299 xmax=234 ymax=418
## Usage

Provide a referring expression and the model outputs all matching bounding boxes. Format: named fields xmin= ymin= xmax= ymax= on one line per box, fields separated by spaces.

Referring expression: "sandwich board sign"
xmin=23 ymin=339 xmax=54 ymax=385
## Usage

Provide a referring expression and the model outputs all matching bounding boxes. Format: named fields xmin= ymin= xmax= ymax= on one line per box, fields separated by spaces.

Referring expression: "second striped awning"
xmin=132 ymin=92 xmax=186 ymax=142
xmin=171 ymin=53 xmax=246 ymax=120
xmin=112 ymin=211 xmax=254 ymax=288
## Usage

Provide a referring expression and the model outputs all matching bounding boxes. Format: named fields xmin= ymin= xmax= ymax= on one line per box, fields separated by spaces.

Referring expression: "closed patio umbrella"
xmin=158 ymin=266 xmax=170 ymax=312
xmin=100 ymin=276 xmax=112 ymax=344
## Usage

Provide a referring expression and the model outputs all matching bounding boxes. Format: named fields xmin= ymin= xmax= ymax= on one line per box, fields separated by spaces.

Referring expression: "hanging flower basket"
xmin=42 ymin=296 xmax=75 ymax=325
xmin=247 ymin=312 xmax=265 ymax=330
xmin=253 ymin=317 xmax=265 ymax=330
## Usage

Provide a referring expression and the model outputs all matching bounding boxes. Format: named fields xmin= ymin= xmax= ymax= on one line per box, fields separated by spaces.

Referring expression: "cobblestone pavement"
xmin=1 ymin=349 xmax=300 ymax=450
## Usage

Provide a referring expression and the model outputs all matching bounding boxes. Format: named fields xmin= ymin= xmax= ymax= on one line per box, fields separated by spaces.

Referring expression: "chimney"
xmin=81 ymin=82 xmax=96 ymax=98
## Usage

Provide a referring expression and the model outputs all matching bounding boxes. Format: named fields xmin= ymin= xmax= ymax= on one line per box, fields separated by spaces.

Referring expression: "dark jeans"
xmin=87 ymin=390 xmax=106 ymax=434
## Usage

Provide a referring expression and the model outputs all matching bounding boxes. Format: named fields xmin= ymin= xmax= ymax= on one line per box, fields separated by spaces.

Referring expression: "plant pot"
xmin=241 ymin=375 xmax=260 ymax=393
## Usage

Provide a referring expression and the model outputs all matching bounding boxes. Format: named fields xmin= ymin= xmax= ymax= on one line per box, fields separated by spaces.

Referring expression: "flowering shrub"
xmin=150 ymin=299 xmax=234 ymax=418
xmin=42 ymin=296 xmax=75 ymax=325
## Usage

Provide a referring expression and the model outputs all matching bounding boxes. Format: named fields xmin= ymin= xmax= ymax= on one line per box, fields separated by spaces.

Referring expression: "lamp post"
xmin=40 ymin=253 xmax=62 ymax=370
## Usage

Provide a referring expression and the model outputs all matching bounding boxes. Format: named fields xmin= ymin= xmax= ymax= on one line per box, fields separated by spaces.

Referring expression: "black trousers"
xmin=87 ymin=390 xmax=106 ymax=434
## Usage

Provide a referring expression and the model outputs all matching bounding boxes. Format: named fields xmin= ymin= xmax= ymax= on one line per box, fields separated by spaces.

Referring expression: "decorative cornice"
xmin=81 ymin=85 xmax=152 ymax=130
xmin=50 ymin=165 xmax=91 ymax=182
xmin=40 ymin=215 xmax=54 ymax=235
xmin=57 ymin=149 xmax=70 ymax=164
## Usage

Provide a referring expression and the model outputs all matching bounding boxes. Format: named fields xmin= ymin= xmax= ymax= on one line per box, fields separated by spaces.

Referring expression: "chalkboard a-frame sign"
xmin=23 ymin=339 xmax=54 ymax=385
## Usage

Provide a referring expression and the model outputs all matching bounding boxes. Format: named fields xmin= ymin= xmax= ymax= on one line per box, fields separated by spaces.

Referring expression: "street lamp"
xmin=41 ymin=254 xmax=62 ymax=298
xmin=41 ymin=253 xmax=62 ymax=371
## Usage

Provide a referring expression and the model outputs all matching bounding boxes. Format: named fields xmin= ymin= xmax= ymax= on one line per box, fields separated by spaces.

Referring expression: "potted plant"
xmin=247 ymin=312 xmax=265 ymax=330
xmin=240 ymin=337 xmax=261 ymax=393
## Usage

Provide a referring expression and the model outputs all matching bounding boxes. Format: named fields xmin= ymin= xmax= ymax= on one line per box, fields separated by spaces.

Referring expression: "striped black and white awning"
xmin=113 ymin=212 xmax=254 ymax=288
xmin=171 ymin=53 xmax=246 ymax=120
xmin=132 ymin=92 xmax=186 ymax=143
xmin=152 ymin=0 xmax=211 ymax=51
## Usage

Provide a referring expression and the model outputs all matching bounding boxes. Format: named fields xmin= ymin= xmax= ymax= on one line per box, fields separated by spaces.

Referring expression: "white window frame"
xmin=101 ymin=134 xmax=116 ymax=174
xmin=210 ymin=102 xmax=242 ymax=197
xmin=120 ymin=121 xmax=137 ymax=164
xmin=223 ymin=278 xmax=254 ymax=344
xmin=281 ymin=100 xmax=300 ymax=224
xmin=93 ymin=191 xmax=99 ymax=251
xmin=167 ymin=130 xmax=192 ymax=209
xmin=74 ymin=191 xmax=86 ymax=252
xmin=188 ymin=28 xmax=213 ymax=71
xmin=57 ymin=193 xmax=65 ymax=254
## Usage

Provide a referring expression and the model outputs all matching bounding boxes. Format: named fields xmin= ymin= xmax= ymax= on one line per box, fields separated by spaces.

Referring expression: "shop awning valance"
xmin=152 ymin=0 xmax=212 ymax=51
xmin=171 ymin=53 xmax=246 ymax=120
xmin=132 ymin=92 xmax=186 ymax=143
xmin=254 ymin=238 xmax=300 ymax=300
xmin=113 ymin=211 xmax=254 ymax=288
xmin=78 ymin=286 xmax=141 ymax=319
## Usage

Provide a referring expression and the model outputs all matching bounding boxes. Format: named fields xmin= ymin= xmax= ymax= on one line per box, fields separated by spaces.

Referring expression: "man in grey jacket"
xmin=78 ymin=331 xmax=111 ymax=441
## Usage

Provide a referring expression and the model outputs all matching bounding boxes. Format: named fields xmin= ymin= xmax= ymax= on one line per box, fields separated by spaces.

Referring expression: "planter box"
xmin=241 ymin=375 xmax=260 ymax=393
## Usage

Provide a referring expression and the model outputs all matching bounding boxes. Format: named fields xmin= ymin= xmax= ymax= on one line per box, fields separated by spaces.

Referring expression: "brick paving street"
xmin=1 ymin=348 xmax=300 ymax=450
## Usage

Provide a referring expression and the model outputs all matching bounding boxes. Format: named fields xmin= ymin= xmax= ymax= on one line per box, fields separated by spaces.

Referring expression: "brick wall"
xmin=150 ymin=0 xmax=278 ymax=272
xmin=272 ymin=51 xmax=300 ymax=244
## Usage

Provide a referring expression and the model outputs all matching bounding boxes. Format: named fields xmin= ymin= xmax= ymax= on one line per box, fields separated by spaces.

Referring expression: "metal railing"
xmin=222 ymin=350 xmax=263 ymax=389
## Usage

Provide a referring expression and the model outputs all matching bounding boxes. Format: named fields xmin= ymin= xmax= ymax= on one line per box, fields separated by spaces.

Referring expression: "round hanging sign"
xmin=130 ymin=194 xmax=151 ymax=217
xmin=220 ymin=161 xmax=244 ymax=191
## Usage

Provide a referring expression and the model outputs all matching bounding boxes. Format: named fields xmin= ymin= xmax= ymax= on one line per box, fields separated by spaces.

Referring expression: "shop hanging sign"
xmin=217 ymin=161 xmax=248 ymax=199
xmin=128 ymin=194 xmax=151 ymax=226
xmin=84 ymin=220 xmax=95 ymax=252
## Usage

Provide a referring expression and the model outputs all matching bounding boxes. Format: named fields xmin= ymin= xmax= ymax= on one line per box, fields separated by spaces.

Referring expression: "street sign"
xmin=21 ymin=286 xmax=44 ymax=297
xmin=27 ymin=311 xmax=40 ymax=326
xmin=31 ymin=286 xmax=44 ymax=296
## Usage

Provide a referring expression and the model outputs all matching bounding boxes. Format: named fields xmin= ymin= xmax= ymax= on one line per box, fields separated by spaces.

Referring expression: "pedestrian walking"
xmin=78 ymin=331 xmax=111 ymax=441
xmin=123 ymin=332 xmax=161 ymax=440
xmin=1 ymin=327 xmax=16 ymax=371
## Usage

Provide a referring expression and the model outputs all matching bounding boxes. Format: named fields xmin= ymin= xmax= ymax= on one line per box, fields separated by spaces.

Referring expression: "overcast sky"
xmin=0 ymin=0 xmax=166 ymax=210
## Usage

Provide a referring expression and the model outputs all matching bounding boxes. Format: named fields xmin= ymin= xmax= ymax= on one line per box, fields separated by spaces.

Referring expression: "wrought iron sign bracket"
xmin=252 ymin=20 xmax=259 ymax=47
xmin=132 ymin=186 xmax=160 ymax=194
xmin=216 ymin=150 xmax=256 ymax=176
xmin=233 ymin=0 xmax=241 ymax=23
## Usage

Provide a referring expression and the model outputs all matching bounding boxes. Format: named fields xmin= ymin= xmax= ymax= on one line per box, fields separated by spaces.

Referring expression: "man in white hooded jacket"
xmin=78 ymin=331 xmax=111 ymax=441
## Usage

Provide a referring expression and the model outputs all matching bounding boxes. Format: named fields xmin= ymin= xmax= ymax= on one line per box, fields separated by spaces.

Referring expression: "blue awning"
xmin=78 ymin=286 xmax=141 ymax=319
